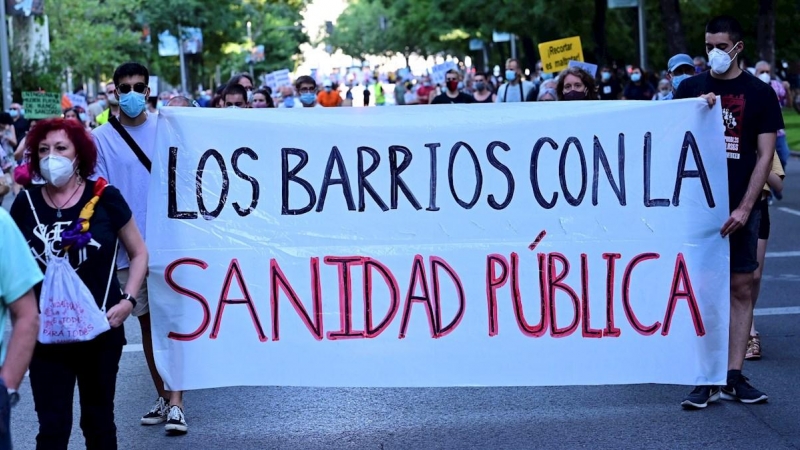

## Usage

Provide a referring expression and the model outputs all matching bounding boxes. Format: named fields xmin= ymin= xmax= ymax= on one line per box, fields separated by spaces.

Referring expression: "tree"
xmin=659 ymin=0 xmax=687 ymax=57
xmin=757 ymin=0 xmax=776 ymax=69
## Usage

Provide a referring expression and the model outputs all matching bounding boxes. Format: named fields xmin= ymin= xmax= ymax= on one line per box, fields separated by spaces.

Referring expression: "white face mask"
xmin=708 ymin=42 xmax=741 ymax=75
xmin=758 ymin=73 xmax=771 ymax=84
xmin=40 ymin=155 xmax=76 ymax=187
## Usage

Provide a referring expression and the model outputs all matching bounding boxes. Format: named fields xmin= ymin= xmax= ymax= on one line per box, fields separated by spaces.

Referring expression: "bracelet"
xmin=121 ymin=293 xmax=137 ymax=308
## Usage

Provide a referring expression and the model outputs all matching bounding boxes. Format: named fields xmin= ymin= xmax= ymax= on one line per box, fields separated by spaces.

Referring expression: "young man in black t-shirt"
xmin=431 ymin=69 xmax=475 ymax=105
xmin=674 ymin=15 xmax=783 ymax=409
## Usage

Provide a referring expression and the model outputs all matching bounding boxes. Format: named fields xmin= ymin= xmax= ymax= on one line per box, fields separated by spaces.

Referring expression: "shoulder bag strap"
xmin=24 ymin=189 xmax=43 ymax=230
xmin=519 ymin=82 xmax=524 ymax=102
xmin=108 ymin=115 xmax=151 ymax=173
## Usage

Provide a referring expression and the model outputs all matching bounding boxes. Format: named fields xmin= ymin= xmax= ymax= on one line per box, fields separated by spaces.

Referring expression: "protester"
xmin=666 ymin=54 xmax=696 ymax=94
xmin=496 ymin=58 xmax=534 ymax=103
xmin=363 ymin=83 xmax=371 ymax=107
xmin=8 ymin=103 xmax=29 ymax=142
xmin=403 ymin=83 xmax=418 ymax=105
xmin=317 ymin=80 xmax=342 ymax=107
xmin=537 ymin=88 xmax=558 ymax=102
xmin=556 ymin=67 xmax=598 ymax=101
xmin=622 ymin=66 xmax=655 ymax=100
xmin=747 ymin=152 xmax=784 ymax=361
xmin=472 ymin=72 xmax=496 ymax=103
xmin=653 ymin=79 xmax=673 ymax=100
xmin=598 ymin=67 xmax=622 ymax=100
xmin=92 ymin=62 xmax=188 ymax=434
xmin=211 ymin=84 xmax=227 ymax=108
xmin=0 ymin=207 xmax=41 ymax=450
xmin=432 ymin=70 xmax=475 ymax=104
xmin=755 ymin=61 xmax=790 ymax=168
xmin=95 ymin=83 xmax=120 ymax=126
xmin=10 ymin=117 xmax=148 ymax=448
xmin=87 ymin=92 xmax=107 ymax=126
xmin=675 ymin=15 xmax=783 ymax=409
xmin=279 ymin=85 xmax=297 ymax=108
xmin=415 ymin=76 xmax=435 ymax=105
xmin=166 ymin=96 xmax=197 ymax=107
xmin=227 ymin=73 xmax=256 ymax=105
xmin=295 ymin=76 xmax=322 ymax=108
xmin=394 ymin=79 xmax=406 ymax=106
xmin=694 ymin=56 xmax=708 ymax=73
xmin=252 ymin=89 xmax=275 ymax=108
xmin=223 ymin=84 xmax=249 ymax=108
xmin=1 ymin=113 xmax=16 ymax=173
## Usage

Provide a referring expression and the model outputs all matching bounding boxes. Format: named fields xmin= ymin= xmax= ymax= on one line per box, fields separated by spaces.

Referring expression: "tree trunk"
xmin=592 ymin=0 xmax=607 ymax=65
xmin=659 ymin=0 xmax=687 ymax=57
xmin=757 ymin=0 xmax=776 ymax=69
xmin=520 ymin=35 xmax=537 ymax=69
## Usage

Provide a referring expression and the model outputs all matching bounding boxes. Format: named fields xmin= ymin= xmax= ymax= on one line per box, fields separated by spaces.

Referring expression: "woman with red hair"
xmin=9 ymin=118 xmax=148 ymax=449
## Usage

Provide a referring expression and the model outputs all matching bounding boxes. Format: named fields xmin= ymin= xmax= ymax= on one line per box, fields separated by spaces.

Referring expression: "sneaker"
xmin=141 ymin=397 xmax=169 ymax=425
xmin=721 ymin=375 xmax=768 ymax=404
xmin=165 ymin=405 xmax=188 ymax=434
xmin=681 ymin=386 xmax=720 ymax=409
xmin=745 ymin=335 xmax=762 ymax=360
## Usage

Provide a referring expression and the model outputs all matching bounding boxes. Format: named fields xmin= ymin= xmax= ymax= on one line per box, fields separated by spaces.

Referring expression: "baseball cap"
xmin=668 ymin=54 xmax=694 ymax=73
xmin=323 ymin=80 xmax=332 ymax=88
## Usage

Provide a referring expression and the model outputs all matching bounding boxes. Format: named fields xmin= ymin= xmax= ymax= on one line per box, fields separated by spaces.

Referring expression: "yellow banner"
xmin=538 ymin=36 xmax=584 ymax=73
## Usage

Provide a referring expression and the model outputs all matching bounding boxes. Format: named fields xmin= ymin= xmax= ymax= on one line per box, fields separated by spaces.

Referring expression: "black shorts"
xmin=758 ymin=199 xmax=770 ymax=240
xmin=730 ymin=206 xmax=761 ymax=274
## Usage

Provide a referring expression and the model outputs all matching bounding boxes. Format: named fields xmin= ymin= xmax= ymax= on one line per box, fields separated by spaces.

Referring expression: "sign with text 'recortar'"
xmin=147 ymin=101 xmax=730 ymax=390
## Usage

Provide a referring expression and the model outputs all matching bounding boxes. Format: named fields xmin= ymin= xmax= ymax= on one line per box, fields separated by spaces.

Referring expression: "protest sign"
xmin=568 ymin=60 xmax=599 ymax=78
xmin=66 ymin=93 xmax=88 ymax=111
xmin=431 ymin=61 xmax=458 ymax=86
xmin=148 ymin=101 xmax=730 ymax=390
xmin=539 ymin=36 xmax=584 ymax=74
xmin=22 ymin=91 xmax=62 ymax=119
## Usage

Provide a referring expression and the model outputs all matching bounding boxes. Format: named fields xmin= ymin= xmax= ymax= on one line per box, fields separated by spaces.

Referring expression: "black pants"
xmin=29 ymin=330 xmax=124 ymax=450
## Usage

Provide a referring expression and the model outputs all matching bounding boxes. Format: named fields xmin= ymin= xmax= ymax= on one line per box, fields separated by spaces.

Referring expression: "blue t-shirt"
xmin=0 ymin=208 xmax=43 ymax=364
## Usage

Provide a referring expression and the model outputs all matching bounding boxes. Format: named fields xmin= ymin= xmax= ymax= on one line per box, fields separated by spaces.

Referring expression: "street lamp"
xmin=247 ymin=21 xmax=254 ymax=79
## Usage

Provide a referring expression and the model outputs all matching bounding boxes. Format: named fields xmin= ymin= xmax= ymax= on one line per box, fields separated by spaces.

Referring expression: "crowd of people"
xmin=0 ymin=12 xmax=792 ymax=450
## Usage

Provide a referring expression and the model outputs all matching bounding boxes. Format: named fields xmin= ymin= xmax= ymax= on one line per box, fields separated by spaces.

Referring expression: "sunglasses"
xmin=117 ymin=82 xmax=148 ymax=94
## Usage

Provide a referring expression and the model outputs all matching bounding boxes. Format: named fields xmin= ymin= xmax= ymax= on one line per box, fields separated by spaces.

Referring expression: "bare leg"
xmin=729 ymin=272 xmax=754 ymax=371
xmin=750 ymin=239 xmax=767 ymax=336
xmin=139 ymin=313 xmax=169 ymax=399
xmin=169 ymin=391 xmax=184 ymax=409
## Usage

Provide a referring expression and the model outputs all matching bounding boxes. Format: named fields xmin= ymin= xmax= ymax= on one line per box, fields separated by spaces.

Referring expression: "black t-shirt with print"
xmin=675 ymin=71 xmax=784 ymax=210
xmin=431 ymin=92 xmax=476 ymax=105
xmin=599 ymin=81 xmax=622 ymax=100
xmin=10 ymin=181 xmax=132 ymax=341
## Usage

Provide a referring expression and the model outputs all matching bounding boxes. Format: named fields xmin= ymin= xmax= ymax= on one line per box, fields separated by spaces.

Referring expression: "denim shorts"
xmin=730 ymin=206 xmax=761 ymax=274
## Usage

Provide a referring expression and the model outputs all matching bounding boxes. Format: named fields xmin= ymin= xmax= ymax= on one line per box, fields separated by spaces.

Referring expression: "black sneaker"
xmin=721 ymin=375 xmax=768 ymax=404
xmin=141 ymin=397 xmax=169 ymax=425
xmin=681 ymin=385 xmax=720 ymax=409
xmin=165 ymin=405 xmax=188 ymax=435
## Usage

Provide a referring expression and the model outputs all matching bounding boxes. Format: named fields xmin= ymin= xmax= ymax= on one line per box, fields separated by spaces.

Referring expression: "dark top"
xmin=13 ymin=118 xmax=30 ymax=142
xmin=473 ymin=93 xmax=495 ymax=104
xmin=623 ymin=82 xmax=655 ymax=101
xmin=10 ymin=181 xmax=132 ymax=342
xmin=599 ymin=81 xmax=622 ymax=100
xmin=431 ymin=92 xmax=476 ymax=104
xmin=675 ymin=71 xmax=784 ymax=210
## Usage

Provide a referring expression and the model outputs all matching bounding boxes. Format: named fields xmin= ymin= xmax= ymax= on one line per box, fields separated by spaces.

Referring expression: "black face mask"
xmin=563 ymin=90 xmax=587 ymax=101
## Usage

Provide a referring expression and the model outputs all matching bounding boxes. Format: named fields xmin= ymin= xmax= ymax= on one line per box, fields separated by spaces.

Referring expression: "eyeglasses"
xmin=117 ymin=82 xmax=147 ymax=94
xmin=297 ymin=88 xmax=316 ymax=94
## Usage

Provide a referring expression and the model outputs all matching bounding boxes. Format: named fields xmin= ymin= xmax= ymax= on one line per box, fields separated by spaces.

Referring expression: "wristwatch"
xmin=7 ymin=389 xmax=19 ymax=407
xmin=121 ymin=293 xmax=137 ymax=308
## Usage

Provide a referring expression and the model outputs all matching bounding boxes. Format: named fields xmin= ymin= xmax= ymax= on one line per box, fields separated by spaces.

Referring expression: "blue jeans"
xmin=0 ymin=377 xmax=11 ymax=450
xmin=776 ymin=134 xmax=790 ymax=169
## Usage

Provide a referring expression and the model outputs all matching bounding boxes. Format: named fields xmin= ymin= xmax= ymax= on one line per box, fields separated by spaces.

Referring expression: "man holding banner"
xmin=675 ymin=15 xmax=783 ymax=409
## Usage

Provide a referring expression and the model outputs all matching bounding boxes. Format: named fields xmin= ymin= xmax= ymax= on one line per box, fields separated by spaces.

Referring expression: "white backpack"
xmin=25 ymin=190 xmax=115 ymax=344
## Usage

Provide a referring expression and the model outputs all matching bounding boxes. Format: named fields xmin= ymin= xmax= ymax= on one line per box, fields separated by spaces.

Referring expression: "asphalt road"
xmin=6 ymin=160 xmax=800 ymax=450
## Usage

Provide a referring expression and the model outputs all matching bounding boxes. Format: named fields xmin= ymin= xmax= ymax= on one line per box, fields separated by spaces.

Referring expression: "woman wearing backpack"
xmin=9 ymin=118 xmax=147 ymax=449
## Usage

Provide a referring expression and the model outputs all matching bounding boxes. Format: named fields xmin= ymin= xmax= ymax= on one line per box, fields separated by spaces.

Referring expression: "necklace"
xmin=45 ymin=183 xmax=82 ymax=219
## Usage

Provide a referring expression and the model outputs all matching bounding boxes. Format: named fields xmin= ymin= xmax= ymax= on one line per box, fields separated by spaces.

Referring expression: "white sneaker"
xmin=140 ymin=397 xmax=169 ymax=425
xmin=165 ymin=405 xmax=188 ymax=434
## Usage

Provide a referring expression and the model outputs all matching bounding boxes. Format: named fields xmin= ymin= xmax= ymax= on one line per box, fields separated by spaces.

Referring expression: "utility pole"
xmin=178 ymin=25 xmax=188 ymax=94
xmin=510 ymin=34 xmax=517 ymax=60
xmin=247 ymin=21 xmax=254 ymax=79
xmin=0 ymin=3 xmax=12 ymax=110
xmin=638 ymin=0 xmax=647 ymax=70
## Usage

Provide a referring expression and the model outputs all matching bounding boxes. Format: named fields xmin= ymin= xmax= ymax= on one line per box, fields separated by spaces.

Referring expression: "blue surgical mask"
xmin=601 ymin=72 xmax=611 ymax=82
xmin=8 ymin=110 xmax=17 ymax=118
xmin=79 ymin=112 xmax=87 ymax=122
xmin=505 ymin=70 xmax=516 ymax=81
xmin=99 ymin=99 xmax=107 ymax=108
xmin=671 ymin=74 xmax=690 ymax=91
xmin=283 ymin=96 xmax=295 ymax=108
xmin=541 ymin=72 xmax=553 ymax=81
xmin=631 ymin=73 xmax=642 ymax=82
xmin=299 ymin=93 xmax=316 ymax=105
xmin=119 ymin=92 xmax=146 ymax=118
xmin=475 ymin=82 xmax=486 ymax=91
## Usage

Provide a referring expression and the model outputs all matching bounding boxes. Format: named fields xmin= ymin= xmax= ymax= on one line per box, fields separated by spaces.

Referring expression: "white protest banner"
xmin=148 ymin=101 xmax=730 ymax=390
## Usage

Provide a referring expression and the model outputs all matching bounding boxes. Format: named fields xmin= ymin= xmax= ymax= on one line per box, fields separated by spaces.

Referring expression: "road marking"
xmin=766 ymin=251 xmax=800 ymax=258
xmin=778 ymin=207 xmax=800 ymax=217
xmin=754 ymin=306 xmax=800 ymax=316
xmin=123 ymin=343 xmax=143 ymax=353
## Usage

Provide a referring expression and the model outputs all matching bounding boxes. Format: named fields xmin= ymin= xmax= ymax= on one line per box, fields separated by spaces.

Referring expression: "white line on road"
xmin=753 ymin=306 xmax=800 ymax=316
xmin=766 ymin=251 xmax=800 ymax=258
xmin=123 ymin=343 xmax=143 ymax=353
xmin=778 ymin=207 xmax=800 ymax=217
